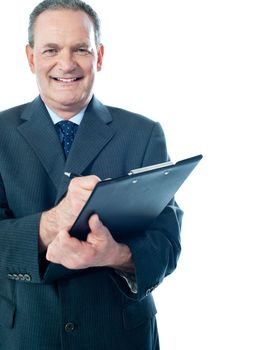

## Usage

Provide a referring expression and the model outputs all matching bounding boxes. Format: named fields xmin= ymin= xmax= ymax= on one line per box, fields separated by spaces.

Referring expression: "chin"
xmin=54 ymin=94 xmax=82 ymax=105
xmin=59 ymin=98 xmax=86 ymax=109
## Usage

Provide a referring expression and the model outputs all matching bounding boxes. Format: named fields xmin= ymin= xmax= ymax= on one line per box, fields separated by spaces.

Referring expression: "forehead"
xmin=33 ymin=9 xmax=95 ymax=44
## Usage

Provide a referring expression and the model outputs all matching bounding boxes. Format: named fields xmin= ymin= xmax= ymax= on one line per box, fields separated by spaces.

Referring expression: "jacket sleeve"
xmin=111 ymin=122 xmax=183 ymax=301
xmin=0 ymin=174 xmax=43 ymax=284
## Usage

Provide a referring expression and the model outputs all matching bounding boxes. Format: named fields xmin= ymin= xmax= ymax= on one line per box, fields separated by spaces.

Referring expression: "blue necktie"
xmin=56 ymin=121 xmax=78 ymax=158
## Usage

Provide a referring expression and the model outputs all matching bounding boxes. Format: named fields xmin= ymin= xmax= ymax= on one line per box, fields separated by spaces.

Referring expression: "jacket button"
xmin=19 ymin=274 xmax=25 ymax=281
xmin=13 ymin=274 xmax=19 ymax=280
xmin=65 ymin=322 xmax=75 ymax=333
xmin=8 ymin=273 xmax=14 ymax=280
xmin=24 ymin=274 xmax=32 ymax=282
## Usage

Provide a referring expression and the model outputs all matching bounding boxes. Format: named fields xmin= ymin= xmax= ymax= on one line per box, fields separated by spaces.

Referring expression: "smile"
xmin=52 ymin=77 xmax=83 ymax=83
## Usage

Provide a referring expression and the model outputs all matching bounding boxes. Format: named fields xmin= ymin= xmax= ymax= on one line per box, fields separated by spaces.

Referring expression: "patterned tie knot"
xmin=56 ymin=120 xmax=78 ymax=158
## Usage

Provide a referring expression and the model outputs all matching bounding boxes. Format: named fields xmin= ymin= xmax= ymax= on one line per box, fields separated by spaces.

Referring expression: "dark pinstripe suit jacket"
xmin=0 ymin=96 xmax=182 ymax=350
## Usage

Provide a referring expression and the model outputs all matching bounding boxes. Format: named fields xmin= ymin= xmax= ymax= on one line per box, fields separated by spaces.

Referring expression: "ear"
xmin=26 ymin=44 xmax=36 ymax=73
xmin=96 ymin=44 xmax=104 ymax=72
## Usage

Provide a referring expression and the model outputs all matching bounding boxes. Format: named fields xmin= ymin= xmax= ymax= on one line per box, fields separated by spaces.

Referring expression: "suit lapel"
xmin=56 ymin=97 xmax=115 ymax=202
xmin=17 ymin=96 xmax=115 ymax=204
xmin=17 ymin=97 xmax=66 ymax=190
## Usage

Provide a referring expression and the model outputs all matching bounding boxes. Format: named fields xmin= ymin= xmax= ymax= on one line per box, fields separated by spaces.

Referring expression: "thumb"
xmin=88 ymin=214 xmax=106 ymax=236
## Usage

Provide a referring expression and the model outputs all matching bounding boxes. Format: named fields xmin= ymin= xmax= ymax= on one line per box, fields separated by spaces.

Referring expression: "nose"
xmin=57 ymin=50 xmax=77 ymax=73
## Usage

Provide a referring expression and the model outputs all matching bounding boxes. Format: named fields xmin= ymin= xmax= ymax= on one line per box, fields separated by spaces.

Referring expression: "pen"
xmin=64 ymin=172 xmax=82 ymax=179
xmin=64 ymin=172 xmax=111 ymax=182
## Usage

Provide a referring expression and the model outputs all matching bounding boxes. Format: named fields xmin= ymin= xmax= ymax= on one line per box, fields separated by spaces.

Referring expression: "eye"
xmin=42 ymin=48 xmax=58 ymax=56
xmin=74 ymin=47 xmax=92 ymax=55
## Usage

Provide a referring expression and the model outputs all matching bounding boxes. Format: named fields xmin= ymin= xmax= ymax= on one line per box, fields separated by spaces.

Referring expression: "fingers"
xmin=88 ymin=214 xmax=110 ymax=239
xmin=46 ymin=229 xmax=87 ymax=269
xmin=40 ymin=175 xmax=102 ymax=254
xmin=45 ymin=218 xmax=127 ymax=271
xmin=88 ymin=214 xmax=102 ymax=231
xmin=61 ymin=175 xmax=101 ymax=220
xmin=46 ymin=229 xmax=69 ymax=262
xmin=67 ymin=175 xmax=101 ymax=203
xmin=69 ymin=175 xmax=100 ymax=192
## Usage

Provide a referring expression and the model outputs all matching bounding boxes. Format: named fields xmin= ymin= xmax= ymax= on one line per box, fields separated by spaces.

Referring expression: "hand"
xmin=56 ymin=175 xmax=100 ymax=229
xmin=39 ymin=175 xmax=100 ymax=251
xmin=46 ymin=214 xmax=135 ymax=273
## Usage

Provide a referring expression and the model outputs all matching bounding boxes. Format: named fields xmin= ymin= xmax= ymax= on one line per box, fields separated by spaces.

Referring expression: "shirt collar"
xmin=45 ymin=105 xmax=87 ymax=125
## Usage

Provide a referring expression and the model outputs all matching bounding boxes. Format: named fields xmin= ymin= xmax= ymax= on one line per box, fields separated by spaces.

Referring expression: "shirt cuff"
xmin=115 ymin=270 xmax=138 ymax=294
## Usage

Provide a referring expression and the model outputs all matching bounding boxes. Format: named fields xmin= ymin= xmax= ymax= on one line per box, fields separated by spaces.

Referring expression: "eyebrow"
xmin=73 ymin=42 xmax=91 ymax=49
xmin=42 ymin=43 xmax=58 ymax=47
xmin=42 ymin=42 xmax=91 ymax=48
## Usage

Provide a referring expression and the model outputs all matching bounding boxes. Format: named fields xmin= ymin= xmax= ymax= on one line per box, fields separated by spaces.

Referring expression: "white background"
xmin=1 ymin=1 xmax=255 ymax=349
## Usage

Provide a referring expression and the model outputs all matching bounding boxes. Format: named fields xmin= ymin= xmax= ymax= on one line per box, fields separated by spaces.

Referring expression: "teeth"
xmin=55 ymin=77 xmax=78 ymax=82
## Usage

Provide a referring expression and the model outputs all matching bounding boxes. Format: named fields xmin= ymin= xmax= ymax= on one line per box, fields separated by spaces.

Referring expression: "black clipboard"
xmin=69 ymin=154 xmax=203 ymax=241
xmin=43 ymin=154 xmax=202 ymax=282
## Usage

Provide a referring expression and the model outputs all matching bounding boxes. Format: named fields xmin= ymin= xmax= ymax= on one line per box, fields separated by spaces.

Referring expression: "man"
xmin=0 ymin=1 xmax=182 ymax=349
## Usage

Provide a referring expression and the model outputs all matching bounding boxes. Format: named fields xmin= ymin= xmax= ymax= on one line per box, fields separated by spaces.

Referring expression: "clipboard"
xmin=69 ymin=154 xmax=203 ymax=241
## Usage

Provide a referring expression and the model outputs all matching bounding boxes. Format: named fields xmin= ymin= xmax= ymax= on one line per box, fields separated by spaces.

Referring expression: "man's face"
xmin=26 ymin=9 xmax=104 ymax=118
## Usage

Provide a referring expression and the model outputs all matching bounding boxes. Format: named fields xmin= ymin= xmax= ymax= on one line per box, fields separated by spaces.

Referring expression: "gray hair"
xmin=28 ymin=0 xmax=101 ymax=47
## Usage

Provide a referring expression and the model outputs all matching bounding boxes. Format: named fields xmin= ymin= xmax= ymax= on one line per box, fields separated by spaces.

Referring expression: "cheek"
xmin=34 ymin=58 xmax=54 ymax=77
xmin=80 ymin=57 xmax=98 ymax=75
